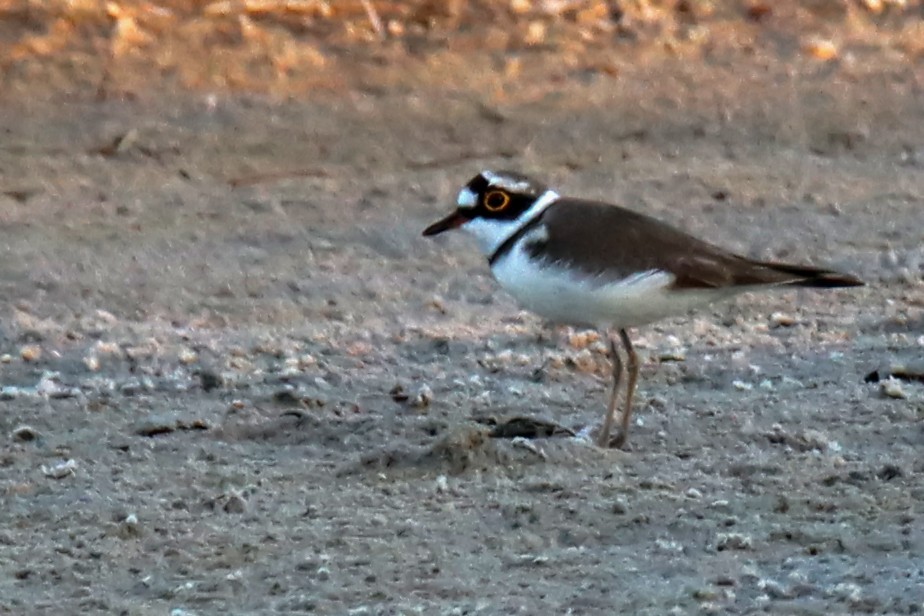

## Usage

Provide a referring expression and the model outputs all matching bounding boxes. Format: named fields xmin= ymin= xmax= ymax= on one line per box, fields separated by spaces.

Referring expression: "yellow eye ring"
xmin=484 ymin=190 xmax=510 ymax=212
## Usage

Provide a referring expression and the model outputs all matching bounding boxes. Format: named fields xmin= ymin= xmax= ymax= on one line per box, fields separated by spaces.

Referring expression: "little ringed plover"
xmin=423 ymin=170 xmax=863 ymax=448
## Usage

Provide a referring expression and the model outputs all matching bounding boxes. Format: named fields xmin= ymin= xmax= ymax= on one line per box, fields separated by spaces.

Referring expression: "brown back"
xmin=521 ymin=198 xmax=862 ymax=289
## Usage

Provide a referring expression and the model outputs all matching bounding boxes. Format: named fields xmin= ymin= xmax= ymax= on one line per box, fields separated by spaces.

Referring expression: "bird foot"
xmin=595 ymin=428 xmax=628 ymax=450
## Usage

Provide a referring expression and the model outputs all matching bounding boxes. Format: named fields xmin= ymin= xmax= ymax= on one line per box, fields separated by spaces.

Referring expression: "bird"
xmin=422 ymin=170 xmax=864 ymax=448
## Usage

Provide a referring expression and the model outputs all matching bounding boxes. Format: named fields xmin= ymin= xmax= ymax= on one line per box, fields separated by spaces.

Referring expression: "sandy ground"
xmin=1 ymin=6 xmax=924 ymax=615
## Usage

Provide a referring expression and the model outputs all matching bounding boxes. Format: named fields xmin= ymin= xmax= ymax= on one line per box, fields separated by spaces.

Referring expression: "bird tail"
xmin=763 ymin=262 xmax=864 ymax=288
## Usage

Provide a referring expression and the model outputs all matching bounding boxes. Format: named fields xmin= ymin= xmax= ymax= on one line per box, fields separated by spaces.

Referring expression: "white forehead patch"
xmin=457 ymin=187 xmax=477 ymax=208
xmin=481 ymin=170 xmax=534 ymax=193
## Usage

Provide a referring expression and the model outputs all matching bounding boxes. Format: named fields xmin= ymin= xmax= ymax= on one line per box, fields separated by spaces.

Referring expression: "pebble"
xmin=568 ymin=349 xmax=599 ymax=373
xmin=524 ymin=20 xmax=547 ymax=46
xmin=567 ymin=330 xmax=600 ymax=349
xmin=1 ymin=386 xmax=23 ymax=400
xmin=759 ymin=578 xmax=791 ymax=599
xmin=803 ymin=37 xmax=838 ymax=61
xmin=611 ymin=498 xmax=629 ymax=514
xmin=830 ymin=582 xmax=862 ymax=603
xmin=659 ymin=348 xmax=686 ymax=362
xmin=42 ymin=459 xmax=77 ymax=479
xmin=410 ymin=384 xmax=433 ymax=408
xmin=119 ymin=513 xmax=142 ymax=538
xmin=510 ymin=436 xmax=546 ymax=459
xmin=37 ymin=372 xmax=79 ymax=399
xmin=715 ymin=532 xmax=752 ymax=551
xmin=198 ymin=369 xmax=223 ymax=391
xmin=769 ymin=312 xmax=796 ymax=328
xmin=20 ymin=344 xmax=42 ymax=362
xmin=880 ymin=377 xmax=907 ymax=399
xmin=178 ymin=347 xmax=198 ymax=365
xmin=223 ymin=492 xmax=247 ymax=514
xmin=11 ymin=425 xmax=40 ymax=442
xmin=654 ymin=538 xmax=684 ymax=554
xmin=95 ymin=341 xmax=121 ymax=355
xmin=121 ymin=377 xmax=154 ymax=396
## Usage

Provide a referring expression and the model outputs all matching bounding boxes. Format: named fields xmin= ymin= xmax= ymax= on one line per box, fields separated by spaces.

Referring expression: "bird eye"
xmin=484 ymin=190 xmax=510 ymax=212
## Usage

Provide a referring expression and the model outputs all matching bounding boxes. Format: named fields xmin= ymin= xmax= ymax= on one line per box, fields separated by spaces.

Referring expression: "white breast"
xmin=490 ymin=226 xmax=730 ymax=329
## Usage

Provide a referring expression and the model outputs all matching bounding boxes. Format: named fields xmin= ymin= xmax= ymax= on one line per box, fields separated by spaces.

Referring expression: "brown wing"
xmin=524 ymin=198 xmax=862 ymax=290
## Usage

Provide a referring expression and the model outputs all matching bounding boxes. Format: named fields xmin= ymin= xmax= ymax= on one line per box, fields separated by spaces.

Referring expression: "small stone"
xmin=880 ymin=377 xmax=907 ymax=399
xmin=510 ymin=0 xmax=531 ymax=14
xmin=11 ymin=425 xmax=40 ymax=442
xmin=94 ymin=309 xmax=118 ymax=324
xmin=831 ymin=582 xmax=862 ymax=603
xmin=567 ymin=330 xmax=600 ymax=350
xmin=769 ymin=312 xmax=796 ymax=328
xmin=878 ymin=464 xmax=902 ymax=481
xmin=654 ymin=538 xmax=684 ymax=553
xmin=524 ymin=20 xmax=547 ymax=45
xmin=804 ymin=37 xmax=838 ymax=61
xmin=42 ymin=459 xmax=77 ymax=479
xmin=427 ymin=295 xmax=447 ymax=314
xmin=178 ymin=347 xmax=198 ymax=365
xmin=510 ymin=436 xmax=546 ymax=459
xmin=410 ymin=384 xmax=433 ymax=408
xmin=693 ymin=588 xmax=719 ymax=601
xmin=434 ymin=475 xmax=449 ymax=493
xmin=685 ymin=487 xmax=703 ymax=499
xmin=715 ymin=532 xmax=752 ymax=551
xmin=389 ymin=383 xmax=409 ymax=403
xmin=20 ymin=344 xmax=41 ymax=362
xmin=223 ymin=492 xmax=246 ymax=514
xmin=95 ymin=341 xmax=121 ymax=355
xmin=386 ymin=19 xmax=403 ymax=36
xmin=732 ymin=380 xmax=753 ymax=391
xmin=83 ymin=355 xmax=100 ymax=371
xmin=120 ymin=378 xmax=146 ymax=396
xmin=0 ymin=386 xmax=22 ymax=400
xmin=198 ymin=369 xmax=223 ymax=392
xmin=611 ymin=498 xmax=629 ymax=515
xmin=759 ymin=578 xmax=791 ymax=599
xmin=37 ymin=372 xmax=78 ymax=399
xmin=659 ymin=347 xmax=687 ymax=362
xmin=0 ymin=354 xmax=11 ymax=363
xmin=119 ymin=513 xmax=142 ymax=538
xmin=316 ymin=566 xmax=331 ymax=581
xmin=568 ymin=349 xmax=599 ymax=373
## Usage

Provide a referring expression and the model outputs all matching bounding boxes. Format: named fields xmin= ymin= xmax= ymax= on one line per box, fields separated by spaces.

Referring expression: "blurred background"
xmin=1 ymin=0 xmax=922 ymax=99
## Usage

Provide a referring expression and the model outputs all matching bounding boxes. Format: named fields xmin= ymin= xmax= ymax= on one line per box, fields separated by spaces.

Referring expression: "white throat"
xmin=460 ymin=189 xmax=560 ymax=258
